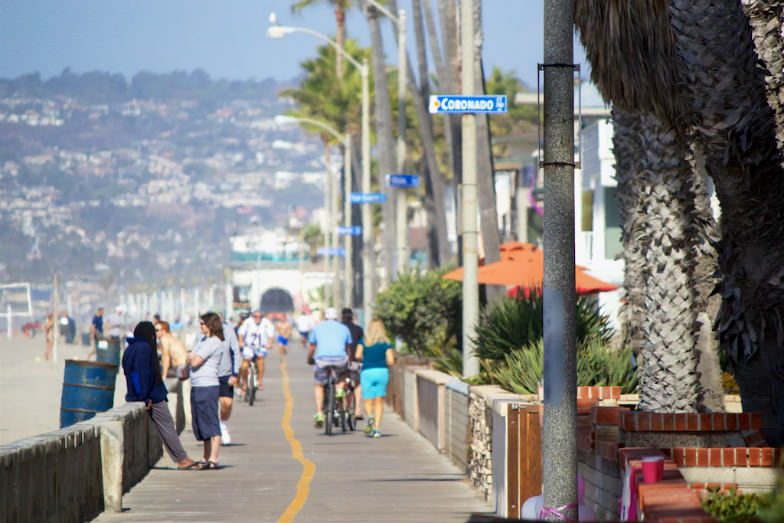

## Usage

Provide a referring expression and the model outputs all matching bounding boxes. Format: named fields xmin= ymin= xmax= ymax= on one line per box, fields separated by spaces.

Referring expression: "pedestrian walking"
xmin=122 ymin=321 xmax=198 ymax=469
xmin=187 ymin=312 xmax=224 ymax=469
xmin=218 ymin=315 xmax=241 ymax=445
xmin=43 ymin=313 xmax=55 ymax=361
xmin=341 ymin=307 xmax=365 ymax=420
xmin=355 ymin=319 xmax=395 ymax=438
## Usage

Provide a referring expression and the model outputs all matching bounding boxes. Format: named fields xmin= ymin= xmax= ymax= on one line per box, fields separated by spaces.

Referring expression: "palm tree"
xmin=360 ymin=0 xmax=397 ymax=286
xmin=575 ymin=2 xmax=723 ymax=413
xmin=668 ymin=0 xmax=784 ymax=443
xmin=577 ymin=1 xmax=784 ymax=443
xmin=291 ymin=0 xmax=355 ymax=78
xmin=387 ymin=0 xmax=451 ymax=267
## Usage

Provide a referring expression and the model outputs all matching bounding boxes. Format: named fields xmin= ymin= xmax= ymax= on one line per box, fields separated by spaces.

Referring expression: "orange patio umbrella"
xmin=443 ymin=242 xmax=618 ymax=295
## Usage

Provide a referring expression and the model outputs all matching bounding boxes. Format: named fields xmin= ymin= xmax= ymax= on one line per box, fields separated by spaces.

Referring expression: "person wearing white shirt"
xmin=238 ymin=310 xmax=272 ymax=394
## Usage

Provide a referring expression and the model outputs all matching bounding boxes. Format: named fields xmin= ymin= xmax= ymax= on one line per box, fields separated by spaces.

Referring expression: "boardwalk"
xmin=92 ymin=339 xmax=492 ymax=522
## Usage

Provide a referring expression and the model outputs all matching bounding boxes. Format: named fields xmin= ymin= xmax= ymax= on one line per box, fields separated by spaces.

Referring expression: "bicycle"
xmin=322 ymin=365 xmax=356 ymax=435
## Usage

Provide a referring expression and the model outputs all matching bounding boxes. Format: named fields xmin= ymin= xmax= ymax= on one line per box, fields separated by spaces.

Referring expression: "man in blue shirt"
xmin=307 ymin=307 xmax=352 ymax=427
xmin=86 ymin=307 xmax=104 ymax=360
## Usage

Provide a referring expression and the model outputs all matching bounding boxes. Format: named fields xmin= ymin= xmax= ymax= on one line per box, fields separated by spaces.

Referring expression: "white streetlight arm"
xmin=363 ymin=0 xmax=399 ymax=25
xmin=267 ymin=24 xmax=366 ymax=74
xmin=276 ymin=115 xmax=344 ymax=142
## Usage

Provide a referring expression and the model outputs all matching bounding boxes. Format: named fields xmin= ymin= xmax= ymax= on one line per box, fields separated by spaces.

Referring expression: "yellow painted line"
xmin=278 ymin=358 xmax=315 ymax=523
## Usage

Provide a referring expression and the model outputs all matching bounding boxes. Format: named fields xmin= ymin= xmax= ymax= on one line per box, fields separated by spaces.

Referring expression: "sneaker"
xmin=372 ymin=429 xmax=381 ymax=438
xmin=335 ymin=388 xmax=346 ymax=400
xmin=314 ymin=412 xmax=324 ymax=428
xmin=220 ymin=422 xmax=231 ymax=445
xmin=364 ymin=417 xmax=375 ymax=435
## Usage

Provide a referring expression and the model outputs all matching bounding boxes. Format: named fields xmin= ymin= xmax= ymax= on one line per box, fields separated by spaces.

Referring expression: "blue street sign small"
xmin=337 ymin=225 xmax=362 ymax=236
xmin=317 ymin=247 xmax=346 ymax=257
xmin=350 ymin=192 xmax=387 ymax=204
xmin=428 ymin=95 xmax=508 ymax=114
xmin=386 ymin=174 xmax=420 ymax=188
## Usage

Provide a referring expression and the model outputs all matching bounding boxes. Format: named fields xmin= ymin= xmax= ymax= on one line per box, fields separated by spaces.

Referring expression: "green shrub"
xmin=374 ymin=268 xmax=461 ymax=356
xmin=486 ymin=339 xmax=638 ymax=394
xmin=473 ymin=291 xmax=613 ymax=362
xmin=701 ymin=487 xmax=772 ymax=523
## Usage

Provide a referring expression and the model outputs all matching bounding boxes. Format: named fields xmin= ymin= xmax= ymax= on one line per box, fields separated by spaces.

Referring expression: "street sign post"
xmin=337 ymin=226 xmax=362 ymax=236
xmin=428 ymin=95 xmax=508 ymax=114
xmin=386 ymin=174 xmax=420 ymax=188
xmin=350 ymin=192 xmax=387 ymax=204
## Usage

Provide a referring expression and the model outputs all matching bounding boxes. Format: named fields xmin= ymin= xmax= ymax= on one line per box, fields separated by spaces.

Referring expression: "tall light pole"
xmin=461 ymin=0 xmax=479 ymax=379
xmin=365 ymin=0 xmax=409 ymax=278
xmin=267 ymin=17 xmax=372 ymax=325
xmin=274 ymin=115 xmax=354 ymax=310
xmin=542 ymin=0 xmax=577 ymax=519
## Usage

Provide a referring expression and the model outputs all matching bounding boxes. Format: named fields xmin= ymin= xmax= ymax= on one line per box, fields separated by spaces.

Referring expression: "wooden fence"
xmin=506 ymin=403 xmax=542 ymax=518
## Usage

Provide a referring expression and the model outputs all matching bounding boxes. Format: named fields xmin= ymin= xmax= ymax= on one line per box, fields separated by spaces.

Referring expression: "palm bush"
xmin=487 ymin=339 xmax=638 ymax=395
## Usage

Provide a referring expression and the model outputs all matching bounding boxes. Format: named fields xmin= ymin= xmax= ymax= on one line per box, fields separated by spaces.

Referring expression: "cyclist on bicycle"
xmin=238 ymin=310 xmax=272 ymax=395
xmin=307 ymin=307 xmax=352 ymax=428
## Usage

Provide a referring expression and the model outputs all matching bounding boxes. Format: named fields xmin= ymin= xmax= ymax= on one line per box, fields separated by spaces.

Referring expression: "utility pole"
xmin=343 ymin=136 xmax=354 ymax=307
xmin=52 ymin=272 xmax=59 ymax=362
xmin=542 ymin=0 xmax=577 ymax=519
xmin=395 ymin=8 xmax=409 ymax=278
xmin=461 ymin=0 xmax=479 ymax=379
xmin=361 ymin=58 xmax=373 ymax=327
xmin=331 ymin=149 xmax=340 ymax=306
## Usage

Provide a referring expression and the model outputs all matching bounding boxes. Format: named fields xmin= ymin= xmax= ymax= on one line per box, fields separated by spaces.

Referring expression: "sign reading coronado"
xmin=429 ymin=95 xmax=508 ymax=114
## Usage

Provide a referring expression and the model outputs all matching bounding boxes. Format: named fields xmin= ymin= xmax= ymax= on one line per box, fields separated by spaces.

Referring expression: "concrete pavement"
xmin=93 ymin=339 xmax=493 ymax=522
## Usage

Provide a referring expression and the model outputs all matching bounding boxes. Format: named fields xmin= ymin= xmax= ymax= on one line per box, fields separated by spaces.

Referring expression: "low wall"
xmin=0 ymin=377 xmax=184 ymax=523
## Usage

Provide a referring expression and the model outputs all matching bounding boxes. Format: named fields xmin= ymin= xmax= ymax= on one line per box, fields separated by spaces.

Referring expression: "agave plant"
xmin=472 ymin=291 xmax=613 ymax=364
xmin=487 ymin=339 xmax=638 ymax=395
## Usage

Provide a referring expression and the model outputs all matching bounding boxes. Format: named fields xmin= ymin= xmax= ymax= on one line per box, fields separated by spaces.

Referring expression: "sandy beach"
xmin=0 ymin=334 xmax=127 ymax=445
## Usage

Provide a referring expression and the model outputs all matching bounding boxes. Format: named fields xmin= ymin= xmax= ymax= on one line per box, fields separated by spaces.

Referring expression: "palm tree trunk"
xmin=387 ymin=0 xmax=450 ymax=267
xmin=742 ymin=1 xmax=784 ymax=163
xmin=633 ymin=110 xmax=703 ymax=412
xmin=362 ymin=1 xmax=397 ymax=286
xmin=669 ymin=0 xmax=784 ymax=444
xmin=335 ymin=2 xmax=346 ymax=79
xmin=611 ymin=107 xmax=648 ymax=357
xmin=439 ymin=0 xmax=463 ymax=260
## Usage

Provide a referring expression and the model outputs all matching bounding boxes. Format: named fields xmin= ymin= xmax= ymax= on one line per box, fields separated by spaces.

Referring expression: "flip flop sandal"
xmin=200 ymin=461 xmax=219 ymax=470
xmin=178 ymin=461 xmax=201 ymax=470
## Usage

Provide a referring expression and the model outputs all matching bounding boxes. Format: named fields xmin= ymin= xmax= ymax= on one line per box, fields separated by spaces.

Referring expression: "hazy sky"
xmin=1 ymin=0 xmax=589 ymax=90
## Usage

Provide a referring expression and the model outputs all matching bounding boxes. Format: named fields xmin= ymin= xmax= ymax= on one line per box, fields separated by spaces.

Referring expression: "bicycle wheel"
xmin=340 ymin=395 xmax=347 ymax=432
xmin=249 ymin=368 xmax=257 ymax=406
xmin=325 ymin=379 xmax=335 ymax=435
xmin=345 ymin=389 xmax=355 ymax=431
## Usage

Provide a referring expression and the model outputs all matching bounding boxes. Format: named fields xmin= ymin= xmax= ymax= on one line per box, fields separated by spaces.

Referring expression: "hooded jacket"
xmin=122 ymin=337 xmax=168 ymax=404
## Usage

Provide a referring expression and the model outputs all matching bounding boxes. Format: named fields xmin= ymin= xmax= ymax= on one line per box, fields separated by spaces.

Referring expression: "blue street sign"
xmin=350 ymin=192 xmax=387 ymax=204
xmin=337 ymin=225 xmax=362 ymax=236
xmin=317 ymin=247 xmax=346 ymax=257
xmin=386 ymin=174 xmax=420 ymax=188
xmin=428 ymin=95 xmax=508 ymax=114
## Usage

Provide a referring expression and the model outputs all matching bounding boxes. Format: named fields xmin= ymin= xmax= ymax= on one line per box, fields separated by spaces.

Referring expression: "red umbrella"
xmin=443 ymin=242 xmax=617 ymax=295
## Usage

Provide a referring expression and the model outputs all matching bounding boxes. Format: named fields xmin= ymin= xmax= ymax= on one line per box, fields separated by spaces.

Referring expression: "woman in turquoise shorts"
xmin=355 ymin=319 xmax=395 ymax=438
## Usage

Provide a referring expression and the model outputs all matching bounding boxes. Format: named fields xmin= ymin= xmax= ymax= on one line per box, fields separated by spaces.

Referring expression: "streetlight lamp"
xmin=363 ymin=0 xmax=409 ymax=278
xmin=274 ymin=115 xmax=353 ymax=310
xmin=267 ymin=16 xmax=373 ymax=326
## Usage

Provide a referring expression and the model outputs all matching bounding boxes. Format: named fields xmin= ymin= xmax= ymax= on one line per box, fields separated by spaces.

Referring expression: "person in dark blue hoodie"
xmin=123 ymin=321 xmax=198 ymax=470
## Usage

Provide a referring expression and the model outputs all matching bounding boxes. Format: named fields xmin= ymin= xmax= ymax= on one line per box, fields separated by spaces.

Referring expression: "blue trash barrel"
xmin=96 ymin=338 xmax=122 ymax=367
xmin=60 ymin=360 xmax=118 ymax=428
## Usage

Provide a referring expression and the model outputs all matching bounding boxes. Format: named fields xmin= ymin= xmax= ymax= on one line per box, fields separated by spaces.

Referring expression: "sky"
xmin=0 ymin=0 xmax=589 ymax=91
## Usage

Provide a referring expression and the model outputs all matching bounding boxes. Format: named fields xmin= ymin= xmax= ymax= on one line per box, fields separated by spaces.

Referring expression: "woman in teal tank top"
xmin=355 ymin=319 xmax=395 ymax=438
